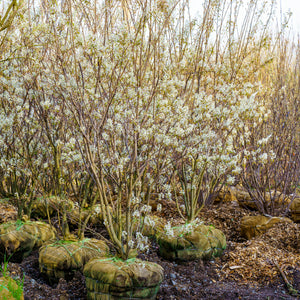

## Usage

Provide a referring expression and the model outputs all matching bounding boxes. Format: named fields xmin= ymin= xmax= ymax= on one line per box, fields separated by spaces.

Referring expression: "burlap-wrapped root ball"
xmin=84 ymin=257 xmax=164 ymax=300
xmin=0 ymin=276 xmax=24 ymax=300
xmin=0 ymin=220 xmax=56 ymax=262
xmin=158 ymin=223 xmax=226 ymax=261
xmin=39 ymin=238 xmax=110 ymax=282
xmin=131 ymin=215 xmax=165 ymax=240
xmin=113 ymin=215 xmax=165 ymax=242
xmin=240 ymin=215 xmax=293 ymax=239
xmin=68 ymin=205 xmax=112 ymax=228
xmin=68 ymin=207 xmax=98 ymax=227
xmin=214 ymin=186 xmax=237 ymax=203
xmin=290 ymin=197 xmax=300 ymax=222
xmin=31 ymin=196 xmax=74 ymax=219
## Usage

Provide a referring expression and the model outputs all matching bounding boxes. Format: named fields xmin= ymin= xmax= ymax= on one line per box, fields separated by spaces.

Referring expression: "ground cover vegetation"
xmin=0 ymin=0 xmax=299 ymax=299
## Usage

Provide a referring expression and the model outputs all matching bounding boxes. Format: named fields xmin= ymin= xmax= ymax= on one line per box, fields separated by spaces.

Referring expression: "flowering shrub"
xmin=0 ymin=0 xmax=299 ymax=259
xmin=240 ymin=35 xmax=300 ymax=215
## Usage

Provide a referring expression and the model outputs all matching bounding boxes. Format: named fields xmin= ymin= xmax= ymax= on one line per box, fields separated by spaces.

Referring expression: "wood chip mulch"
xmin=0 ymin=201 xmax=17 ymax=223
xmin=220 ymin=239 xmax=299 ymax=283
xmin=197 ymin=201 xmax=299 ymax=288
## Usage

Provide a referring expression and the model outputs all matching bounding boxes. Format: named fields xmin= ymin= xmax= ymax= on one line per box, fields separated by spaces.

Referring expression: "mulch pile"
xmin=198 ymin=202 xmax=299 ymax=287
xmin=220 ymin=239 xmax=299 ymax=283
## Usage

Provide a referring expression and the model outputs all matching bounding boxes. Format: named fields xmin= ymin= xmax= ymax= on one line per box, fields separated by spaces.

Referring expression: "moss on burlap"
xmin=31 ymin=196 xmax=74 ymax=219
xmin=0 ymin=221 xmax=56 ymax=262
xmin=158 ymin=224 xmax=226 ymax=261
xmin=240 ymin=215 xmax=293 ymax=239
xmin=0 ymin=276 xmax=24 ymax=300
xmin=39 ymin=238 xmax=110 ymax=282
xmin=83 ymin=257 xmax=163 ymax=300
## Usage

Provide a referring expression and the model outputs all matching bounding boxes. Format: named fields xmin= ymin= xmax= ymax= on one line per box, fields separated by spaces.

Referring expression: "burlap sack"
xmin=214 ymin=186 xmax=237 ymax=203
xmin=232 ymin=186 xmax=291 ymax=211
xmin=68 ymin=204 xmax=110 ymax=227
xmin=39 ymin=238 xmax=109 ymax=282
xmin=84 ymin=257 xmax=163 ymax=300
xmin=158 ymin=224 xmax=226 ymax=261
xmin=240 ymin=215 xmax=293 ymax=239
xmin=290 ymin=197 xmax=300 ymax=222
xmin=131 ymin=215 xmax=165 ymax=240
xmin=0 ymin=221 xmax=56 ymax=262
xmin=31 ymin=196 xmax=74 ymax=219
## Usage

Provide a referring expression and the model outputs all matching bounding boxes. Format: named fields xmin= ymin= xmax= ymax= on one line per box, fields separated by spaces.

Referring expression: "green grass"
xmin=0 ymin=254 xmax=24 ymax=300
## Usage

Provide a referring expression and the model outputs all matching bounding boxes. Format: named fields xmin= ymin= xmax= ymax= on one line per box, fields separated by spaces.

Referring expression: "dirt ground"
xmin=2 ymin=199 xmax=300 ymax=300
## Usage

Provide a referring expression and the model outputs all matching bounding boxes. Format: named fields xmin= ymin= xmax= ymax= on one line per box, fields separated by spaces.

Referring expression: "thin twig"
xmin=273 ymin=259 xmax=300 ymax=297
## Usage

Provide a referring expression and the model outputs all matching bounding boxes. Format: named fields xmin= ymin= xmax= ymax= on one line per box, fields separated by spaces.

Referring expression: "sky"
xmin=189 ymin=0 xmax=300 ymax=35
xmin=1 ymin=0 xmax=299 ymax=34
xmin=278 ymin=0 xmax=300 ymax=33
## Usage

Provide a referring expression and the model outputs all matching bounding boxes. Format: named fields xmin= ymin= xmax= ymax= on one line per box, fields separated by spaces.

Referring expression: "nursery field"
xmin=0 ymin=0 xmax=300 ymax=299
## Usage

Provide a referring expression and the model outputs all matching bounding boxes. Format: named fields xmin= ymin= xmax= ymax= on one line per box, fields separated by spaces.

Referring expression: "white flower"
xmin=41 ymin=99 xmax=51 ymax=109
xmin=193 ymin=218 xmax=203 ymax=225
xmin=69 ymin=137 xmax=76 ymax=146
xmin=140 ymin=205 xmax=152 ymax=214
xmin=94 ymin=206 xmax=101 ymax=214
xmin=232 ymin=166 xmax=242 ymax=175
xmin=157 ymin=204 xmax=162 ymax=212
xmin=258 ymin=134 xmax=272 ymax=145
xmin=128 ymin=240 xmax=135 ymax=249
xmin=131 ymin=195 xmax=141 ymax=205
xmin=181 ymin=222 xmax=193 ymax=234
xmin=132 ymin=210 xmax=140 ymax=218
xmin=269 ymin=150 xmax=276 ymax=161
xmin=102 ymin=132 xmax=109 ymax=140
xmin=259 ymin=153 xmax=268 ymax=164
xmin=244 ymin=150 xmax=250 ymax=157
xmin=135 ymin=232 xmax=149 ymax=252
xmin=226 ymin=175 xmax=235 ymax=185
xmin=164 ymin=222 xmax=174 ymax=237
xmin=144 ymin=216 xmax=155 ymax=227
